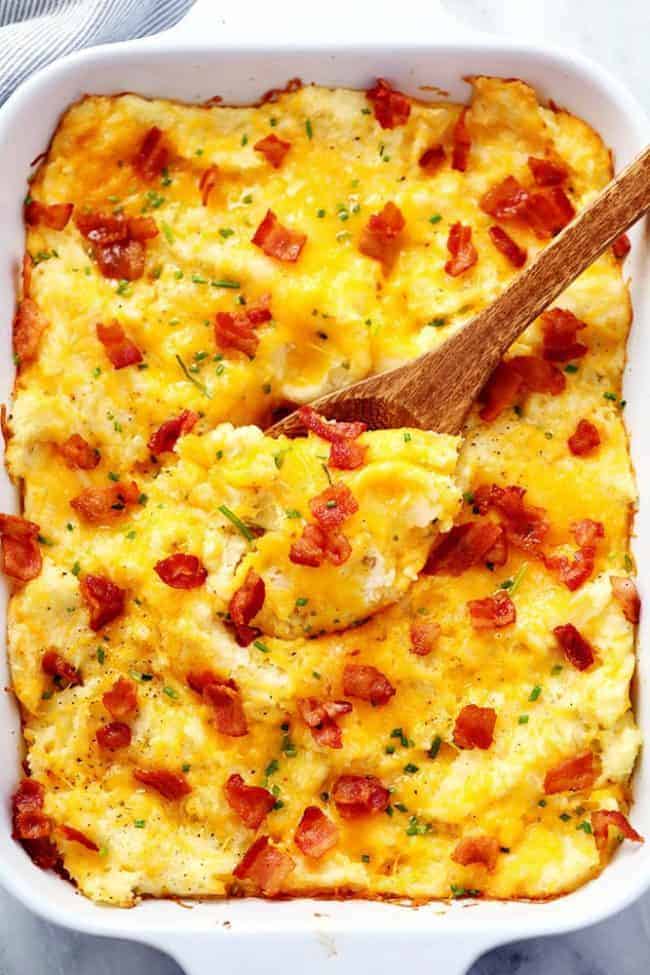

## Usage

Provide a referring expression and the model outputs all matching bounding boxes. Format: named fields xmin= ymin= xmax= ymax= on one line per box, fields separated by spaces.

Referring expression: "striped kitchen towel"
xmin=0 ymin=0 xmax=194 ymax=104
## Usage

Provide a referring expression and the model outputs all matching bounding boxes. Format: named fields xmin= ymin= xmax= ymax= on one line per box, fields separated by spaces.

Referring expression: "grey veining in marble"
xmin=2 ymin=2 xmax=650 ymax=973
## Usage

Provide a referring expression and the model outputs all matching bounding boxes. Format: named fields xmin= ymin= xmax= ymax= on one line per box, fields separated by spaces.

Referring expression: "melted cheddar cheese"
xmin=5 ymin=76 xmax=640 ymax=905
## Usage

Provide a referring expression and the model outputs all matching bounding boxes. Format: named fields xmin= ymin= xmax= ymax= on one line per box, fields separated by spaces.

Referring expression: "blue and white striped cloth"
xmin=0 ymin=0 xmax=195 ymax=104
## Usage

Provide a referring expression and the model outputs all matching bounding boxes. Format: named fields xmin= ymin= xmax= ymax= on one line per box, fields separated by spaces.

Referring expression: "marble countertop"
xmin=2 ymin=2 xmax=648 ymax=973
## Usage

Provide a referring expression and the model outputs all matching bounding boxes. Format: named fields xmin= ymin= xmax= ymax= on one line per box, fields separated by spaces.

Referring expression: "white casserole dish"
xmin=0 ymin=2 xmax=648 ymax=973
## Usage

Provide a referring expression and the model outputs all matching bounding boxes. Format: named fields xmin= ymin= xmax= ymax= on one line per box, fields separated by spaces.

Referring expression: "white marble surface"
xmin=2 ymin=2 xmax=649 ymax=973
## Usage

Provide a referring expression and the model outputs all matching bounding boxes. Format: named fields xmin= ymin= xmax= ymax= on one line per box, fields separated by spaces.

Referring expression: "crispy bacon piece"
xmin=199 ymin=165 xmax=219 ymax=206
xmin=0 ymin=514 xmax=42 ymax=581
xmin=332 ymin=774 xmax=390 ymax=818
xmin=488 ymin=226 xmax=527 ymax=268
xmin=155 ymin=553 xmax=208 ymax=589
xmin=25 ymin=200 xmax=74 ymax=230
xmin=553 ymin=623 xmax=595 ymax=671
xmin=572 ymin=518 xmax=605 ymax=550
xmin=342 ymin=663 xmax=395 ymax=706
xmin=96 ymin=239 xmax=146 ymax=280
xmin=544 ymin=752 xmax=598 ymax=794
xmin=568 ymin=419 xmax=600 ymax=456
xmin=259 ymin=77 xmax=302 ymax=104
xmin=233 ymin=835 xmax=294 ymax=894
xmin=453 ymin=704 xmax=496 ymax=750
xmin=423 ymin=521 xmax=503 ymax=576
xmin=70 ymin=480 xmax=140 ymax=524
xmin=96 ymin=320 xmax=143 ymax=368
xmin=485 ymin=526 xmax=509 ymax=567
xmin=409 ymin=620 xmax=441 ymax=656
xmin=545 ymin=519 xmax=604 ymax=591
xmin=507 ymin=355 xmax=566 ymax=395
xmin=252 ymin=209 xmax=306 ymax=262
xmin=419 ymin=144 xmax=446 ymax=174
xmin=76 ymin=211 xmax=156 ymax=281
xmin=14 ymin=257 xmax=48 ymax=365
xmin=612 ymin=233 xmax=631 ymax=259
xmin=444 ymin=221 xmax=478 ymax=277
xmin=541 ymin=308 xmax=588 ymax=362
xmin=59 ymin=434 xmax=100 ymax=470
xmin=468 ymin=591 xmax=516 ymax=630
xmin=41 ymin=649 xmax=81 ymax=688
xmin=451 ymin=108 xmax=471 ymax=172
xmin=224 ymin=773 xmax=275 ymax=829
xmin=254 ymin=133 xmax=291 ymax=168
xmin=295 ymin=806 xmax=338 ymax=859
xmin=148 ymin=410 xmax=198 ymax=455
xmin=14 ymin=809 xmax=52 ymax=840
xmin=298 ymin=405 xmax=367 ymax=470
xmin=187 ymin=669 xmax=236 ymax=695
xmin=528 ymin=155 xmax=568 ymax=186
xmin=358 ymin=201 xmax=405 ymax=272
xmin=478 ymin=360 xmax=524 ymax=422
xmin=215 ymin=302 xmax=272 ymax=358
xmin=297 ymin=697 xmax=352 ymax=749
xmin=610 ymin=576 xmax=641 ymax=623
xmin=133 ymin=126 xmax=170 ymax=182
xmin=366 ymin=78 xmax=411 ymax=129
xmin=474 ymin=484 xmax=550 ymax=556
xmin=204 ymin=683 xmax=249 ymax=737
xmin=103 ymin=677 xmax=138 ymax=719
xmin=229 ymin=569 xmax=265 ymax=645
xmin=134 ymin=768 xmax=191 ymax=799
xmin=526 ymin=186 xmax=575 ymax=237
xmin=451 ymin=835 xmax=500 ymax=871
xmin=289 ymin=523 xmax=351 ymax=568
xmin=480 ymin=176 xmax=530 ymax=220
xmin=11 ymin=780 xmax=58 ymax=868
xmin=79 ymin=574 xmax=126 ymax=630
xmin=310 ymin=483 xmax=358 ymax=531
xmin=58 ymin=825 xmax=99 ymax=851
xmin=591 ymin=810 xmax=643 ymax=852
xmin=96 ymin=721 xmax=132 ymax=751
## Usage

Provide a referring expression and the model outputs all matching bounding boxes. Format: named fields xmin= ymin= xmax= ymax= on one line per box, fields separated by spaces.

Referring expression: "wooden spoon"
xmin=269 ymin=145 xmax=650 ymax=438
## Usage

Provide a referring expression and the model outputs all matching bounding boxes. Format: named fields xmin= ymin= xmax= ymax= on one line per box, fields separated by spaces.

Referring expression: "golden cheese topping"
xmin=5 ymin=75 xmax=641 ymax=905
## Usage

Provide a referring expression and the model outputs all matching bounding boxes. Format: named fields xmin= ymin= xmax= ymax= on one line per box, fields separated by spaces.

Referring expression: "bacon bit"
xmin=454 ymin=704 xmax=497 ymax=750
xmin=12 ymin=779 xmax=44 ymax=819
xmin=199 ymin=165 xmax=219 ymax=206
xmin=419 ymin=144 xmax=446 ymax=174
xmin=134 ymin=768 xmax=191 ymax=799
xmin=96 ymin=721 xmax=132 ymax=751
xmin=525 ymin=186 xmax=575 ymax=238
xmin=79 ymin=574 xmax=126 ymax=630
xmin=155 ymin=553 xmax=208 ymax=589
xmin=75 ymin=211 xmax=155 ymax=281
xmin=572 ymin=518 xmax=605 ymax=550
xmin=342 ymin=663 xmax=395 ymax=706
xmin=611 ymin=576 xmax=641 ymax=623
xmin=58 ymin=825 xmax=99 ymax=852
xmin=97 ymin=239 xmax=146 ymax=280
xmin=289 ymin=523 xmax=351 ymax=568
xmin=486 ymin=526 xmax=509 ymax=567
xmin=451 ymin=108 xmax=472 ymax=171
xmin=468 ymin=591 xmax=516 ymax=630
xmin=254 ymin=133 xmax=291 ymax=168
xmin=13 ymin=809 xmax=52 ymax=840
xmin=591 ymin=810 xmax=643 ymax=852
xmin=298 ymin=406 xmax=367 ymax=470
xmin=568 ymin=419 xmax=600 ymax=456
xmin=410 ymin=620 xmax=441 ymax=656
xmin=332 ymin=774 xmax=390 ymax=818
xmin=59 ymin=434 xmax=100 ymax=470
xmin=103 ymin=677 xmax=138 ymax=719
xmin=215 ymin=302 xmax=272 ymax=358
xmin=423 ymin=521 xmax=503 ymax=576
xmin=310 ymin=483 xmax=358 ymax=532
xmin=488 ymin=226 xmax=527 ymax=267
xmin=474 ymin=484 xmax=550 ymax=556
xmin=148 ymin=410 xmax=198 ymax=455
xmin=204 ymin=683 xmax=249 ymax=736
xmin=612 ymin=233 xmax=631 ymax=259
xmin=480 ymin=176 xmax=530 ymax=220
xmin=259 ymin=77 xmax=302 ymax=104
xmin=297 ymin=697 xmax=352 ymax=749
xmin=444 ymin=222 xmax=478 ymax=277
xmin=528 ymin=156 xmax=568 ymax=186
xmin=451 ymin=835 xmax=500 ymax=871
xmin=508 ymin=355 xmax=566 ymax=394
xmin=541 ymin=308 xmax=588 ymax=362
xmin=96 ymin=320 xmax=143 ymax=369
xmin=25 ymin=200 xmax=74 ymax=230
xmin=358 ymin=201 xmax=405 ymax=272
xmin=329 ymin=438 xmax=367 ymax=470
xmin=41 ymin=649 xmax=81 ymax=688
xmin=366 ymin=78 xmax=411 ymax=129
xmin=233 ymin=835 xmax=295 ymax=894
xmin=252 ymin=209 xmax=306 ymax=262
xmin=70 ymin=480 xmax=140 ymax=524
xmin=544 ymin=752 xmax=598 ymax=794
xmin=295 ymin=806 xmax=338 ymax=859
xmin=11 ymin=780 xmax=58 ymax=868
xmin=133 ymin=126 xmax=170 ymax=182
xmin=187 ymin=669 xmax=236 ymax=695
xmin=478 ymin=360 xmax=524 ymax=422
xmin=224 ymin=773 xmax=275 ymax=829
xmin=128 ymin=216 xmax=159 ymax=241
xmin=229 ymin=569 xmax=265 ymax=642
xmin=14 ymin=295 xmax=47 ymax=366
xmin=0 ymin=514 xmax=42 ymax=581
xmin=545 ymin=519 xmax=604 ymax=591
xmin=553 ymin=623 xmax=595 ymax=671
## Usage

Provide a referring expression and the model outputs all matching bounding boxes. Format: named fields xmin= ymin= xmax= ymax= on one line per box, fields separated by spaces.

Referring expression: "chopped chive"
xmin=518 ymin=714 xmax=529 ymax=725
xmin=162 ymin=222 xmax=174 ymax=244
xmin=551 ymin=664 xmax=563 ymax=675
xmin=403 ymin=763 xmax=419 ymax=774
xmin=219 ymin=227 xmax=235 ymax=239
xmin=218 ymin=503 xmax=254 ymax=542
xmin=182 ymin=762 xmax=191 ymax=772
xmin=305 ymin=119 xmax=313 ymax=139
xmin=427 ymin=317 xmax=446 ymax=328
xmin=163 ymin=686 xmax=179 ymax=700
xmin=97 ymin=647 xmax=105 ymax=664
xmin=428 ymin=735 xmax=442 ymax=759
xmin=565 ymin=364 xmax=579 ymax=374
xmin=71 ymin=561 xmax=81 ymax=576
xmin=577 ymin=820 xmax=592 ymax=834
xmin=265 ymin=759 xmax=279 ymax=777
xmin=253 ymin=639 xmax=270 ymax=653
xmin=211 ymin=278 xmax=241 ymax=289
xmin=175 ymin=354 xmax=212 ymax=398
xmin=317 ymin=208 xmax=326 ymax=218
xmin=403 ymin=432 xmax=412 ymax=443
xmin=603 ymin=391 xmax=617 ymax=401
xmin=529 ymin=685 xmax=542 ymax=702
xmin=508 ymin=561 xmax=529 ymax=596
xmin=295 ymin=597 xmax=309 ymax=607
xmin=134 ymin=819 xmax=146 ymax=828
xmin=429 ymin=214 xmax=442 ymax=224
